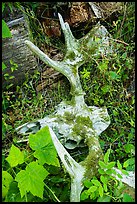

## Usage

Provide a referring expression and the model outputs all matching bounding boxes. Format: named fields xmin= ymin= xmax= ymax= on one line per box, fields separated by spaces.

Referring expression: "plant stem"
xmin=44 ymin=183 xmax=60 ymax=202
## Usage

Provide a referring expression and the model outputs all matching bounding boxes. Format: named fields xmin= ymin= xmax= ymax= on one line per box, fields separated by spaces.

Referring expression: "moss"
xmin=75 ymin=116 xmax=93 ymax=128
xmin=71 ymin=116 xmax=93 ymax=139
xmin=80 ymin=149 xmax=103 ymax=179
xmin=85 ymin=135 xmax=98 ymax=148
xmin=63 ymin=112 xmax=76 ymax=124
xmin=72 ymin=66 xmax=78 ymax=76
xmin=68 ymin=51 xmax=76 ymax=60
xmin=72 ymin=124 xmax=87 ymax=138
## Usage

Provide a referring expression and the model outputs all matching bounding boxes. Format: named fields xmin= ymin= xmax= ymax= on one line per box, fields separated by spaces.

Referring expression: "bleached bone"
xmin=16 ymin=13 xmax=135 ymax=201
xmin=48 ymin=126 xmax=135 ymax=202
xmin=49 ymin=127 xmax=85 ymax=202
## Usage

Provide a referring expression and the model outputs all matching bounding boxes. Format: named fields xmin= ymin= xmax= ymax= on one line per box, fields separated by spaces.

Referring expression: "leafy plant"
xmin=2 ymin=2 xmax=135 ymax=202
xmin=2 ymin=126 xmax=61 ymax=202
xmin=80 ymin=149 xmax=134 ymax=202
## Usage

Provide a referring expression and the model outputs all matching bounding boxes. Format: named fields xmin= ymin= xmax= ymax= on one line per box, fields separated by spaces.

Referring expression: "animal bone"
xmin=16 ymin=13 xmax=134 ymax=201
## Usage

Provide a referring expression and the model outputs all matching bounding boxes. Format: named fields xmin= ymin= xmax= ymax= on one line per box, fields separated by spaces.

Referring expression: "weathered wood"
xmin=2 ymin=15 xmax=38 ymax=89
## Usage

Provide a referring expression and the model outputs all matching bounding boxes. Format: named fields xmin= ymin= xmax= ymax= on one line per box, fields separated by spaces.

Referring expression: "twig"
xmin=110 ymin=38 xmax=129 ymax=46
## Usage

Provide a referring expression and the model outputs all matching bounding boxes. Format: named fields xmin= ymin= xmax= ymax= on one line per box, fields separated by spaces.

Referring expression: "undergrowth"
xmin=2 ymin=2 xmax=135 ymax=202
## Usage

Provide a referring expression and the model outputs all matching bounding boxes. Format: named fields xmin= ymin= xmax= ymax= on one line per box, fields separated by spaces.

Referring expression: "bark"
xmin=2 ymin=15 xmax=38 ymax=89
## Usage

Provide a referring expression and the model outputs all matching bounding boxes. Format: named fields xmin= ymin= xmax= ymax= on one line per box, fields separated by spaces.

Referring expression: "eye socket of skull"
xmin=64 ymin=139 xmax=78 ymax=149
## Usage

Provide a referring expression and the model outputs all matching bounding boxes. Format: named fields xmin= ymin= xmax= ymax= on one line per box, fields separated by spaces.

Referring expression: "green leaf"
xmin=2 ymin=171 xmax=13 ymax=198
xmin=103 ymin=183 xmax=108 ymax=192
xmin=117 ymin=160 xmax=122 ymax=170
xmin=98 ymin=61 xmax=108 ymax=71
xmin=123 ymin=158 xmax=135 ymax=168
xmin=106 ymin=161 xmax=115 ymax=169
xmin=121 ymin=169 xmax=129 ymax=176
xmin=87 ymin=186 xmax=97 ymax=193
xmin=117 ymin=173 xmax=123 ymax=179
xmin=121 ymin=52 xmax=127 ymax=59
xmin=6 ymin=144 xmax=24 ymax=167
xmin=100 ymin=175 xmax=107 ymax=184
xmin=15 ymin=161 xmax=49 ymax=199
xmin=2 ymin=3 xmax=5 ymax=12
xmin=80 ymin=190 xmax=89 ymax=200
xmin=29 ymin=126 xmax=60 ymax=167
xmin=83 ymin=179 xmax=92 ymax=188
xmin=5 ymin=181 xmax=24 ymax=202
xmin=2 ymin=20 xmax=12 ymax=38
xmin=109 ymin=71 xmax=120 ymax=80
xmin=101 ymin=85 xmax=110 ymax=94
xmin=122 ymin=193 xmax=134 ymax=202
xmin=99 ymin=185 xmax=103 ymax=197
xmin=104 ymin=149 xmax=110 ymax=164
xmin=98 ymin=169 xmax=106 ymax=174
xmin=99 ymin=161 xmax=106 ymax=169
xmin=97 ymin=195 xmax=111 ymax=202
xmin=123 ymin=160 xmax=129 ymax=168
xmin=2 ymin=62 xmax=7 ymax=70
xmin=105 ymin=169 xmax=115 ymax=175
xmin=91 ymin=179 xmax=101 ymax=186
xmin=124 ymin=144 xmax=135 ymax=154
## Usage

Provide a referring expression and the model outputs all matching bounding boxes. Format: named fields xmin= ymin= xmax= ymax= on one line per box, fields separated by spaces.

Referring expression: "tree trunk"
xmin=2 ymin=12 xmax=38 ymax=89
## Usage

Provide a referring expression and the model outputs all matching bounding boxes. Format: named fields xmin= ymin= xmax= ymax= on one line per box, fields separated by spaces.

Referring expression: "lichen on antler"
xmin=25 ymin=13 xmax=113 ymax=98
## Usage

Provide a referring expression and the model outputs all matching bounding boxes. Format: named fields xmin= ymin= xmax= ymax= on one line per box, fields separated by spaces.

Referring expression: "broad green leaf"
xmin=87 ymin=186 xmax=97 ymax=193
xmin=15 ymin=161 xmax=49 ymax=199
xmin=83 ymin=179 xmax=92 ymax=188
xmin=5 ymin=181 xmax=43 ymax=202
xmin=99 ymin=161 xmax=106 ymax=169
xmin=117 ymin=160 xmax=122 ymax=170
xmin=33 ymin=143 xmax=60 ymax=166
xmin=29 ymin=126 xmax=60 ymax=167
xmin=80 ymin=190 xmax=89 ymax=200
xmin=29 ymin=126 xmax=52 ymax=150
xmin=2 ymin=62 xmax=7 ymax=71
xmin=99 ymin=185 xmax=103 ymax=197
xmin=97 ymin=195 xmax=111 ymax=202
xmin=2 ymin=20 xmax=12 ymax=38
xmin=6 ymin=144 xmax=24 ymax=167
xmin=91 ymin=179 xmax=101 ymax=186
xmin=2 ymin=171 xmax=13 ymax=198
xmin=104 ymin=149 xmax=110 ymax=164
xmin=106 ymin=161 xmax=115 ymax=169
xmin=122 ymin=193 xmax=134 ymax=202
xmin=5 ymin=181 xmax=25 ymax=202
